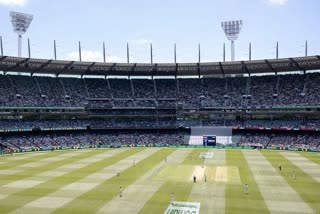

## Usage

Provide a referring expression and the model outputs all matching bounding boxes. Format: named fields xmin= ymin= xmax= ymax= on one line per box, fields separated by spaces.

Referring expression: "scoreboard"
xmin=203 ymin=135 xmax=216 ymax=146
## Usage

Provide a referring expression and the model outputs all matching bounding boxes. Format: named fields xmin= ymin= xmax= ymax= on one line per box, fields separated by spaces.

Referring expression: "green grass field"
xmin=0 ymin=148 xmax=319 ymax=214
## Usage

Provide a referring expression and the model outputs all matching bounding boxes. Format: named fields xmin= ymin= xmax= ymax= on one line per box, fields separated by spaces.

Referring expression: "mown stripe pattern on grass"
xmin=98 ymin=148 xmax=191 ymax=214
xmin=226 ymin=150 xmax=269 ymax=214
xmin=1 ymin=148 xmax=135 ymax=214
xmin=300 ymin=152 xmax=320 ymax=165
xmin=280 ymin=152 xmax=320 ymax=182
xmin=263 ymin=151 xmax=320 ymax=213
xmin=139 ymin=149 xmax=209 ymax=214
xmin=0 ymin=149 xmax=96 ymax=194
xmin=244 ymin=150 xmax=314 ymax=214
xmin=0 ymin=149 xmax=318 ymax=214
xmin=51 ymin=148 xmax=174 ymax=214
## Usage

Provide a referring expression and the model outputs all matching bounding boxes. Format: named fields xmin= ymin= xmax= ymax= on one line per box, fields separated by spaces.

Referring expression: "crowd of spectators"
xmin=133 ymin=79 xmax=155 ymax=98
xmin=158 ymin=100 xmax=176 ymax=108
xmin=85 ymin=78 xmax=112 ymax=98
xmin=155 ymin=79 xmax=177 ymax=98
xmin=203 ymin=78 xmax=226 ymax=107
xmin=238 ymin=133 xmax=320 ymax=150
xmin=1 ymin=73 xmax=320 ymax=108
xmin=0 ymin=119 xmax=320 ymax=131
xmin=0 ymin=118 xmax=180 ymax=130
xmin=109 ymin=79 xmax=132 ymax=98
xmin=1 ymin=130 xmax=319 ymax=151
xmin=275 ymin=75 xmax=306 ymax=106
xmin=238 ymin=134 xmax=270 ymax=147
xmin=35 ymin=76 xmax=69 ymax=107
xmin=248 ymin=75 xmax=277 ymax=107
xmin=203 ymin=119 xmax=320 ymax=129
xmin=179 ymin=79 xmax=203 ymax=108
xmin=0 ymin=131 xmax=184 ymax=150
xmin=61 ymin=78 xmax=88 ymax=107
xmin=300 ymin=120 xmax=320 ymax=129
xmin=113 ymin=100 xmax=135 ymax=108
xmin=0 ymin=119 xmax=89 ymax=130
xmin=224 ymin=77 xmax=248 ymax=107
xmin=202 ymin=119 xmax=225 ymax=126
xmin=242 ymin=120 xmax=299 ymax=129
xmin=135 ymin=100 xmax=156 ymax=108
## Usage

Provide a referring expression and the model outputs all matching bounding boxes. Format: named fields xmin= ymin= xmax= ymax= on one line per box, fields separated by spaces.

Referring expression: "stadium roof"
xmin=0 ymin=55 xmax=320 ymax=77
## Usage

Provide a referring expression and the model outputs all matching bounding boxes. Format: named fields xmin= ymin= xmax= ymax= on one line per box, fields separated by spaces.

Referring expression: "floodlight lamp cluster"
xmin=10 ymin=11 xmax=33 ymax=35
xmin=221 ymin=20 xmax=243 ymax=41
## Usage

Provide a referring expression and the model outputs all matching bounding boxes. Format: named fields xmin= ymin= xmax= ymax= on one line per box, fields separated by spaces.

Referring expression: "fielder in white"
xmin=244 ymin=183 xmax=249 ymax=194
xmin=293 ymin=170 xmax=296 ymax=180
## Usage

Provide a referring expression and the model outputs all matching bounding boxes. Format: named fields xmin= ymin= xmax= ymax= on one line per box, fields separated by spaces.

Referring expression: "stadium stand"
xmin=1 ymin=73 xmax=320 ymax=108
xmin=1 ymin=55 xmax=320 ymax=152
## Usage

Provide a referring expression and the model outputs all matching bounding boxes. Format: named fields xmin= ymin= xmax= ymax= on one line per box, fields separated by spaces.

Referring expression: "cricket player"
xmin=279 ymin=164 xmax=282 ymax=171
xmin=117 ymin=171 xmax=120 ymax=177
xmin=133 ymin=159 xmax=135 ymax=166
xmin=171 ymin=192 xmax=174 ymax=205
xmin=293 ymin=171 xmax=296 ymax=180
xmin=204 ymin=173 xmax=207 ymax=182
xmin=119 ymin=186 xmax=123 ymax=197
xmin=193 ymin=175 xmax=197 ymax=183
xmin=165 ymin=156 xmax=167 ymax=162
xmin=244 ymin=183 xmax=248 ymax=194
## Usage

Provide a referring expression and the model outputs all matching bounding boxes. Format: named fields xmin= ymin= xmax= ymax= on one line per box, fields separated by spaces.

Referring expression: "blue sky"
xmin=0 ymin=0 xmax=319 ymax=63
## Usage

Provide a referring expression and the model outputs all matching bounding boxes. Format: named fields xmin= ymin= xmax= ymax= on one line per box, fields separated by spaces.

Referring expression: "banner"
xmin=164 ymin=201 xmax=200 ymax=214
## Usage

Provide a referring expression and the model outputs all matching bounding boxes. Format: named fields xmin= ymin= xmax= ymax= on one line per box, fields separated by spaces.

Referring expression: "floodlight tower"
xmin=221 ymin=20 xmax=243 ymax=61
xmin=10 ymin=11 xmax=33 ymax=57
